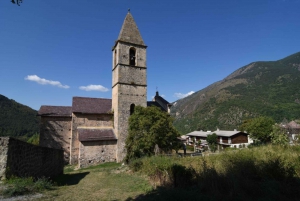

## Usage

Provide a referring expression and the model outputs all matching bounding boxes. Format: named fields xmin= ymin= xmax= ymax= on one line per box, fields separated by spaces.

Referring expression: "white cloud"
xmin=25 ymin=75 xmax=70 ymax=89
xmin=79 ymin=85 xmax=109 ymax=92
xmin=174 ymin=91 xmax=195 ymax=99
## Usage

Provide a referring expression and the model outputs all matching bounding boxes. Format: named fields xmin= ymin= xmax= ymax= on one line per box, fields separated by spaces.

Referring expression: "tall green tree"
xmin=270 ymin=124 xmax=289 ymax=146
xmin=239 ymin=116 xmax=275 ymax=143
xmin=206 ymin=133 xmax=218 ymax=152
xmin=125 ymin=106 xmax=180 ymax=162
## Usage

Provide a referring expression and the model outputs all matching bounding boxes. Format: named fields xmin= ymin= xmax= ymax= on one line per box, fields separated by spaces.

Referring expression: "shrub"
xmin=2 ymin=177 xmax=52 ymax=197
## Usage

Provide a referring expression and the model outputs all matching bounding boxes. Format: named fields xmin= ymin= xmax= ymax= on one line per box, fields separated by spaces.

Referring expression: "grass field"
xmin=35 ymin=162 xmax=152 ymax=201
xmin=1 ymin=145 xmax=300 ymax=200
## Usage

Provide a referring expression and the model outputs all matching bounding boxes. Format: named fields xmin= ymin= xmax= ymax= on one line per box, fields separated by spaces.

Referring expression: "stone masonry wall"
xmin=0 ymin=137 xmax=64 ymax=180
xmin=115 ymin=84 xmax=147 ymax=161
xmin=0 ymin=138 xmax=9 ymax=180
xmin=39 ymin=116 xmax=72 ymax=164
xmin=112 ymin=42 xmax=147 ymax=162
xmin=70 ymin=113 xmax=113 ymax=165
xmin=79 ymin=140 xmax=117 ymax=168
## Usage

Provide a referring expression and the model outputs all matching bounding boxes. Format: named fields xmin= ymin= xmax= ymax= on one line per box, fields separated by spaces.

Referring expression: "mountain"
xmin=171 ymin=52 xmax=300 ymax=134
xmin=0 ymin=95 xmax=39 ymax=137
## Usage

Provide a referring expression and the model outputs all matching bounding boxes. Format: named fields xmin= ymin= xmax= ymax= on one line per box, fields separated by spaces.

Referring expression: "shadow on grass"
xmin=53 ymin=172 xmax=90 ymax=186
xmin=126 ymin=149 xmax=300 ymax=201
xmin=125 ymin=186 xmax=209 ymax=201
xmin=125 ymin=178 xmax=300 ymax=201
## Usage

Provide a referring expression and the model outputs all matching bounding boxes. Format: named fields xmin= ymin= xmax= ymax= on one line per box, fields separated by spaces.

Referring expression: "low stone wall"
xmin=0 ymin=137 xmax=64 ymax=180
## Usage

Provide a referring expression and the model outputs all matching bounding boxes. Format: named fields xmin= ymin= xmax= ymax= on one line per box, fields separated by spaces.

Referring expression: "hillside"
xmin=171 ymin=52 xmax=300 ymax=134
xmin=0 ymin=94 xmax=39 ymax=137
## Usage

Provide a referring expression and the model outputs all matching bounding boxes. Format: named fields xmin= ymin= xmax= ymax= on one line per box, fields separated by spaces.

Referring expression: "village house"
xmin=185 ymin=129 xmax=252 ymax=149
xmin=280 ymin=120 xmax=300 ymax=143
xmin=38 ymin=11 xmax=171 ymax=168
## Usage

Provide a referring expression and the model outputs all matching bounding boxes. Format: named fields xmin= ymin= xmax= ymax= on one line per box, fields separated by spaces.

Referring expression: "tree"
xmin=206 ymin=133 xmax=218 ymax=152
xmin=270 ymin=124 xmax=289 ymax=146
xmin=172 ymin=140 xmax=183 ymax=154
xmin=125 ymin=106 xmax=180 ymax=162
xmin=239 ymin=116 xmax=275 ymax=143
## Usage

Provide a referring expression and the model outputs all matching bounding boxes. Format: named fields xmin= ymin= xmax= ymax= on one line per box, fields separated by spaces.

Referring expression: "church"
xmin=38 ymin=11 xmax=172 ymax=168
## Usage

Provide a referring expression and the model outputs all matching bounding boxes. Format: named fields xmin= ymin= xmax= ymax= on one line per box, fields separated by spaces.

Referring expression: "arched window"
xmin=130 ymin=104 xmax=135 ymax=115
xmin=129 ymin=47 xmax=136 ymax=66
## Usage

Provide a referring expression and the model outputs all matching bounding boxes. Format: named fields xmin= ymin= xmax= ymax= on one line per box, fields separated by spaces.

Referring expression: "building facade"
xmin=185 ymin=129 xmax=251 ymax=149
xmin=38 ymin=12 xmax=171 ymax=167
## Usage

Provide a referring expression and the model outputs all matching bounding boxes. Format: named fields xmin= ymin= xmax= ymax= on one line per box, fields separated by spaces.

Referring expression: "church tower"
xmin=112 ymin=11 xmax=147 ymax=162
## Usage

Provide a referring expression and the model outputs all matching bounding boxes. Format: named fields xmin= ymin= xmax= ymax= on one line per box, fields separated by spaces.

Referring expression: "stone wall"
xmin=70 ymin=113 xmax=113 ymax=165
xmin=0 ymin=138 xmax=9 ymax=180
xmin=39 ymin=116 xmax=72 ymax=164
xmin=79 ymin=140 xmax=117 ymax=168
xmin=0 ymin=137 xmax=64 ymax=180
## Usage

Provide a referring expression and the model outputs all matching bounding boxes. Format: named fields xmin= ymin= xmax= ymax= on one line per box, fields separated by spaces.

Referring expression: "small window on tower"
xmin=129 ymin=47 xmax=136 ymax=66
xmin=130 ymin=104 xmax=135 ymax=115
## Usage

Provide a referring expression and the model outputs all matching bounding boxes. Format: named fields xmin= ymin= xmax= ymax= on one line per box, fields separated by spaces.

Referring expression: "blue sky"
xmin=1 ymin=0 xmax=300 ymax=110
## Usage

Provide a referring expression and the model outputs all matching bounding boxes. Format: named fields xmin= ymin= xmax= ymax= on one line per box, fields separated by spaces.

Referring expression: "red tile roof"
xmin=72 ymin=97 xmax=112 ymax=114
xmin=78 ymin=128 xmax=116 ymax=141
xmin=38 ymin=106 xmax=72 ymax=117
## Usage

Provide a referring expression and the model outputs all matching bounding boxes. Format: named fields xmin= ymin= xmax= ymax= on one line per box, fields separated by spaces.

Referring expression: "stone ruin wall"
xmin=70 ymin=113 xmax=114 ymax=165
xmin=39 ymin=116 xmax=72 ymax=164
xmin=79 ymin=140 xmax=117 ymax=168
xmin=0 ymin=137 xmax=64 ymax=180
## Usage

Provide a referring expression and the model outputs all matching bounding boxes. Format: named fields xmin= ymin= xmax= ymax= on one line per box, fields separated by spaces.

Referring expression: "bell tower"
xmin=112 ymin=11 xmax=147 ymax=162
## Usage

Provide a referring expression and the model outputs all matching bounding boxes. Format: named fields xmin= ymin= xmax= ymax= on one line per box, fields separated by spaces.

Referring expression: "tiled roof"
xmin=214 ymin=130 xmax=246 ymax=137
xmin=186 ymin=130 xmax=248 ymax=137
xmin=117 ymin=12 xmax=145 ymax=46
xmin=153 ymin=91 xmax=171 ymax=112
xmin=72 ymin=97 xmax=112 ymax=114
xmin=78 ymin=128 xmax=117 ymax=141
xmin=147 ymin=101 xmax=165 ymax=110
xmin=147 ymin=91 xmax=172 ymax=112
xmin=186 ymin=131 xmax=212 ymax=137
xmin=287 ymin=121 xmax=300 ymax=129
xmin=38 ymin=106 xmax=72 ymax=117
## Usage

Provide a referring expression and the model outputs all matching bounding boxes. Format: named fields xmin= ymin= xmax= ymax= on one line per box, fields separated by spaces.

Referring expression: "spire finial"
xmin=128 ymin=8 xmax=130 ymax=13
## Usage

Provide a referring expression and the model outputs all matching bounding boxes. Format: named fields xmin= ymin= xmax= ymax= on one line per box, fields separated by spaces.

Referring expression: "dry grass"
xmin=36 ymin=163 xmax=152 ymax=201
xmin=129 ymin=145 xmax=300 ymax=201
xmin=15 ymin=145 xmax=300 ymax=201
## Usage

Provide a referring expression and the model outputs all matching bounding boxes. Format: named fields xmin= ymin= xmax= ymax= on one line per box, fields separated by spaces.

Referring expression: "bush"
xmin=1 ymin=177 xmax=52 ymax=197
xmin=125 ymin=106 xmax=180 ymax=162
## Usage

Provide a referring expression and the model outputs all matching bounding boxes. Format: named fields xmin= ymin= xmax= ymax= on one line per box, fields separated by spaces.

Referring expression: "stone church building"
xmin=38 ymin=12 xmax=171 ymax=168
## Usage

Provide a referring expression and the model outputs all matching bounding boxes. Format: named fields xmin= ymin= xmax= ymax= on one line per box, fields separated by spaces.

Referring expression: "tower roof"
xmin=116 ymin=12 xmax=145 ymax=46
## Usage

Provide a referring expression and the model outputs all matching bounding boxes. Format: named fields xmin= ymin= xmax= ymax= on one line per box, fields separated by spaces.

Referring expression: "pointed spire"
xmin=117 ymin=11 xmax=145 ymax=46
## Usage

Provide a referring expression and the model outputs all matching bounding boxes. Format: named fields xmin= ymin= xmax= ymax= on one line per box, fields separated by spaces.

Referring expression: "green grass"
xmin=0 ymin=177 xmax=52 ymax=197
xmin=2 ymin=145 xmax=300 ymax=200
xmin=37 ymin=162 xmax=153 ymax=201
xmin=130 ymin=145 xmax=300 ymax=200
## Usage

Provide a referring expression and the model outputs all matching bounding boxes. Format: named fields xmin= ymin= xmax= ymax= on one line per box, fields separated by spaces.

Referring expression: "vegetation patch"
xmin=130 ymin=145 xmax=300 ymax=200
xmin=0 ymin=177 xmax=52 ymax=198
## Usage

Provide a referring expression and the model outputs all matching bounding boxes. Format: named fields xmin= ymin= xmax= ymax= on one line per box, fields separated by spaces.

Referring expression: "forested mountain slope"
xmin=0 ymin=94 xmax=39 ymax=137
xmin=171 ymin=52 xmax=300 ymax=134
